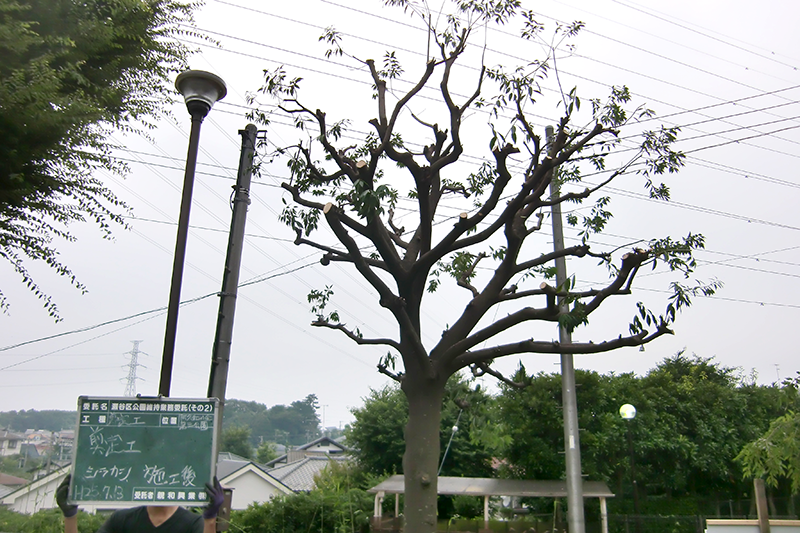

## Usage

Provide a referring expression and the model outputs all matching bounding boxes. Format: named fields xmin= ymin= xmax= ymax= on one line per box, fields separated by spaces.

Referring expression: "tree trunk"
xmin=402 ymin=376 xmax=446 ymax=533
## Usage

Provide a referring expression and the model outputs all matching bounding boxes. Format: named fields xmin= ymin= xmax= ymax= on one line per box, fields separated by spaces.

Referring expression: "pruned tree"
xmin=249 ymin=1 xmax=719 ymax=530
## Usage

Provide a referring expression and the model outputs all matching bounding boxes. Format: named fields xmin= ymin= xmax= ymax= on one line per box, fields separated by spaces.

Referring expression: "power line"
xmin=181 ymin=22 xmax=800 ymax=186
xmin=0 ymin=263 xmax=317 ymax=356
xmin=610 ymin=0 xmax=799 ymax=70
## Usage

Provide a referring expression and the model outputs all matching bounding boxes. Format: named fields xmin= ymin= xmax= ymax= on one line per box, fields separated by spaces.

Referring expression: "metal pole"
xmin=546 ymin=125 xmax=586 ymax=533
xmin=627 ymin=420 xmax=641 ymax=532
xmin=159 ymin=110 xmax=206 ymax=397
xmin=754 ymin=479 xmax=771 ymax=533
xmin=208 ymin=124 xmax=258 ymax=433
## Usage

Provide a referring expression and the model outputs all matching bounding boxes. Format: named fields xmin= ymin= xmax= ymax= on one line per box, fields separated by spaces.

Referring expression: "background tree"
xmin=0 ymin=409 xmax=75 ymax=432
xmin=496 ymin=355 xmax=791 ymax=515
xmin=0 ymin=0 xmax=200 ymax=319
xmin=250 ymin=1 xmax=718 ymax=529
xmin=221 ymin=425 xmax=255 ymax=460
xmin=256 ymin=441 xmax=278 ymax=464
xmin=737 ymin=373 xmax=800 ymax=495
xmin=222 ymin=395 xmax=322 ymax=446
xmin=346 ymin=375 xmax=495 ymax=517
xmin=230 ymin=461 xmax=374 ymax=533
xmin=346 ymin=385 xmax=407 ymax=477
xmin=0 ymin=507 xmax=105 ymax=533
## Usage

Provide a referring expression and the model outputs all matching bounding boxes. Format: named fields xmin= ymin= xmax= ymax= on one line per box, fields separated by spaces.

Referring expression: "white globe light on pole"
xmin=620 ymin=403 xmax=641 ymax=531
xmin=619 ymin=403 xmax=637 ymax=420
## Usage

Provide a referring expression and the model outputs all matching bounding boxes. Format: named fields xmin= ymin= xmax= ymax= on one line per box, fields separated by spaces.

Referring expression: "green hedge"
xmin=229 ymin=490 xmax=373 ymax=533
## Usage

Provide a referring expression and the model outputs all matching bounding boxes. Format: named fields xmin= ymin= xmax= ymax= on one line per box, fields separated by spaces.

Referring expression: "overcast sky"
xmin=1 ymin=0 xmax=799 ymax=432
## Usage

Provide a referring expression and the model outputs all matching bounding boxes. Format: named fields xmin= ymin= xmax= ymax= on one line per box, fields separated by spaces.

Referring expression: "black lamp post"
xmin=620 ymin=403 xmax=641 ymax=530
xmin=159 ymin=70 xmax=227 ymax=397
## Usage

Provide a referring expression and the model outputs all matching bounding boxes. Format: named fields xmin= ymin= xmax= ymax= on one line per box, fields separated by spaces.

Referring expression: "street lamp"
xmin=619 ymin=404 xmax=641 ymax=530
xmin=619 ymin=404 xmax=636 ymax=421
xmin=159 ymin=70 xmax=227 ymax=397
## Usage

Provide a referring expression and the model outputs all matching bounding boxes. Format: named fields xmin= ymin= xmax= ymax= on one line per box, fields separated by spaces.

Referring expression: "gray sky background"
xmin=1 ymin=0 xmax=799 ymax=431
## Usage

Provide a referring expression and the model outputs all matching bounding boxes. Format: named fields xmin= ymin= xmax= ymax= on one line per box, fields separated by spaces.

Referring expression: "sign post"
xmin=69 ymin=396 xmax=219 ymax=507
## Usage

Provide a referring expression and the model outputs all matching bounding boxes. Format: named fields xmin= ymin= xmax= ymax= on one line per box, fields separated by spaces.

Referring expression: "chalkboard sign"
xmin=69 ymin=396 xmax=219 ymax=506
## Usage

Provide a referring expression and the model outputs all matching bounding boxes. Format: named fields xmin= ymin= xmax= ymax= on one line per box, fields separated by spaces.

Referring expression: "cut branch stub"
xmin=323 ymin=202 xmax=334 ymax=214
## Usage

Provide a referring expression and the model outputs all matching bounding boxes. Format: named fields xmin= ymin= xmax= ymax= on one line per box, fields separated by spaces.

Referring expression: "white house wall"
xmin=224 ymin=469 xmax=287 ymax=510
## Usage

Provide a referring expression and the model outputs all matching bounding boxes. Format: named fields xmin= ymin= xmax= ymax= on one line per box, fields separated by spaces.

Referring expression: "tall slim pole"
xmin=159 ymin=112 xmax=205 ymax=397
xmin=208 ymin=124 xmax=258 ymax=436
xmin=159 ymin=70 xmax=226 ymax=398
xmin=626 ymin=420 xmax=641 ymax=529
xmin=547 ymin=125 xmax=585 ymax=533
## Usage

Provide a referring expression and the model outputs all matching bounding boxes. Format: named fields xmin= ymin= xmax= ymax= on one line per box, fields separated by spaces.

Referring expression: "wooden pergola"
xmin=368 ymin=476 xmax=615 ymax=533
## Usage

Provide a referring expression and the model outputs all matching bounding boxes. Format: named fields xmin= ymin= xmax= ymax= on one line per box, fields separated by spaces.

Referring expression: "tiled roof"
xmin=0 ymin=473 xmax=28 ymax=486
xmin=217 ymin=451 xmax=250 ymax=462
xmin=297 ymin=436 xmax=349 ymax=452
xmin=217 ymin=456 xmax=286 ymax=483
xmin=216 ymin=459 xmax=252 ymax=480
xmin=268 ymin=455 xmax=350 ymax=492
xmin=0 ymin=429 xmax=24 ymax=441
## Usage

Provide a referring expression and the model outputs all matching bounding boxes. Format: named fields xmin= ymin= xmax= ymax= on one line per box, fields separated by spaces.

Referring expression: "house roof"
xmin=268 ymin=455 xmax=349 ymax=492
xmin=0 ymin=473 xmax=28 ymax=486
xmin=0 ymin=429 xmax=24 ymax=441
xmin=217 ymin=462 xmax=293 ymax=495
xmin=368 ymin=476 xmax=614 ymax=499
xmin=216 ymin=458 xmax=253 ymax=480
xmin=297 ymin=436 xmax=349 ymax=452
xmin=217 ymin=451 xmax=250 ymax=463
xmin=264 ymin=436 xmax=349 ymax=468
xmin=0 ymin=465 xmax=69 ymax=504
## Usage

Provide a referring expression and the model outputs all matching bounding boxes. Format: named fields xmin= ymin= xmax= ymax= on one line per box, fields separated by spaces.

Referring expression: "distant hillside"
xmin=0 ymin=410 xmax=76 ymax=432
xmin=223 ymin=395 xmax=322 ymax=447
xmin=0 ymin=394 xmax=325 ymax=443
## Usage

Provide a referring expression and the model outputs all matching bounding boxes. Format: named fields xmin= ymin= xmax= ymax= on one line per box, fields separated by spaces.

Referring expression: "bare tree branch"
xmin=311 ymin=319 xmax=401 ymax=351
xmin=378 ymin=362 xmax=404 ymax=382
xmin=454 ymin=322 xmax=673 ymax=370
xmin=456 ymin=252 xmax=487 ymax=298
xmin=470 ymin=362 xmax=529 ymax=388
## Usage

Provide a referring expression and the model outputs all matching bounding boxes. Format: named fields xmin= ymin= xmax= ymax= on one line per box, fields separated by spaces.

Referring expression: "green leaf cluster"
xmin=221 ymin=425 xmax=255 ymax=460
xmin=736 ymin=374 xmax=800 ymax=494
xmin=345 ymin=376 xmax=496 ymax=480
xmin=0 ymin=508 xmax=105 ymax=533
xmin=0 ymin=0 xmax=199 ymax=319
xmin=229 ymin=485 xmax=373 ymax=533
xmin=496 ymin=354 xmax=792 ymax=512
xmin=222 ymin=396 xmax=322 ymax=447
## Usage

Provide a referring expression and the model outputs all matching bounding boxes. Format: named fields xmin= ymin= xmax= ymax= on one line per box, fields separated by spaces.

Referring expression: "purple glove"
xmin=203 ymin=477 xmax=224 ymax=519
xmin=56 ymin=474 xmax=79 ymax=518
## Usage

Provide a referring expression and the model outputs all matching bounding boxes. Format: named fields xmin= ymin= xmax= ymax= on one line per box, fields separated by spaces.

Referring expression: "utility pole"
xmin=208 ymin=124 xmax=258 ymax=442
xmin=123 ymin=340 xmax=146 ymax=397
xmin=547 ymin=125 xmax=586 ymax=533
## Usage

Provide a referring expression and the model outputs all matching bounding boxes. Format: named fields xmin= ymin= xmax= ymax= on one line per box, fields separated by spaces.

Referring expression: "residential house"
xmin=268 ymin=454 xmax=349 ymax=492
xmin=1 ymin=467 xmax=71 ymax=514
xmin=218 ymin=436 xmax=353 ymax=508
xmin=24 ymin=429 xmax=53 ymax=457
xmin=1 ymin=437 xmax=354 ymax=514
xmin=265 ymin=436 xmax=349 ymax=467
xmin=216 ymin=452 xmax=293 ymax=510
xmin=0 ymin=473 xmax=28 ymax=500
xmin=0 ymin=429 xmax=24 ymax=457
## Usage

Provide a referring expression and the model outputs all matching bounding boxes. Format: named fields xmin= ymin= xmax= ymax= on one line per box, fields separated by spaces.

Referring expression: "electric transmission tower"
xmin=123 ymin=341 xmax=147 ymax=397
